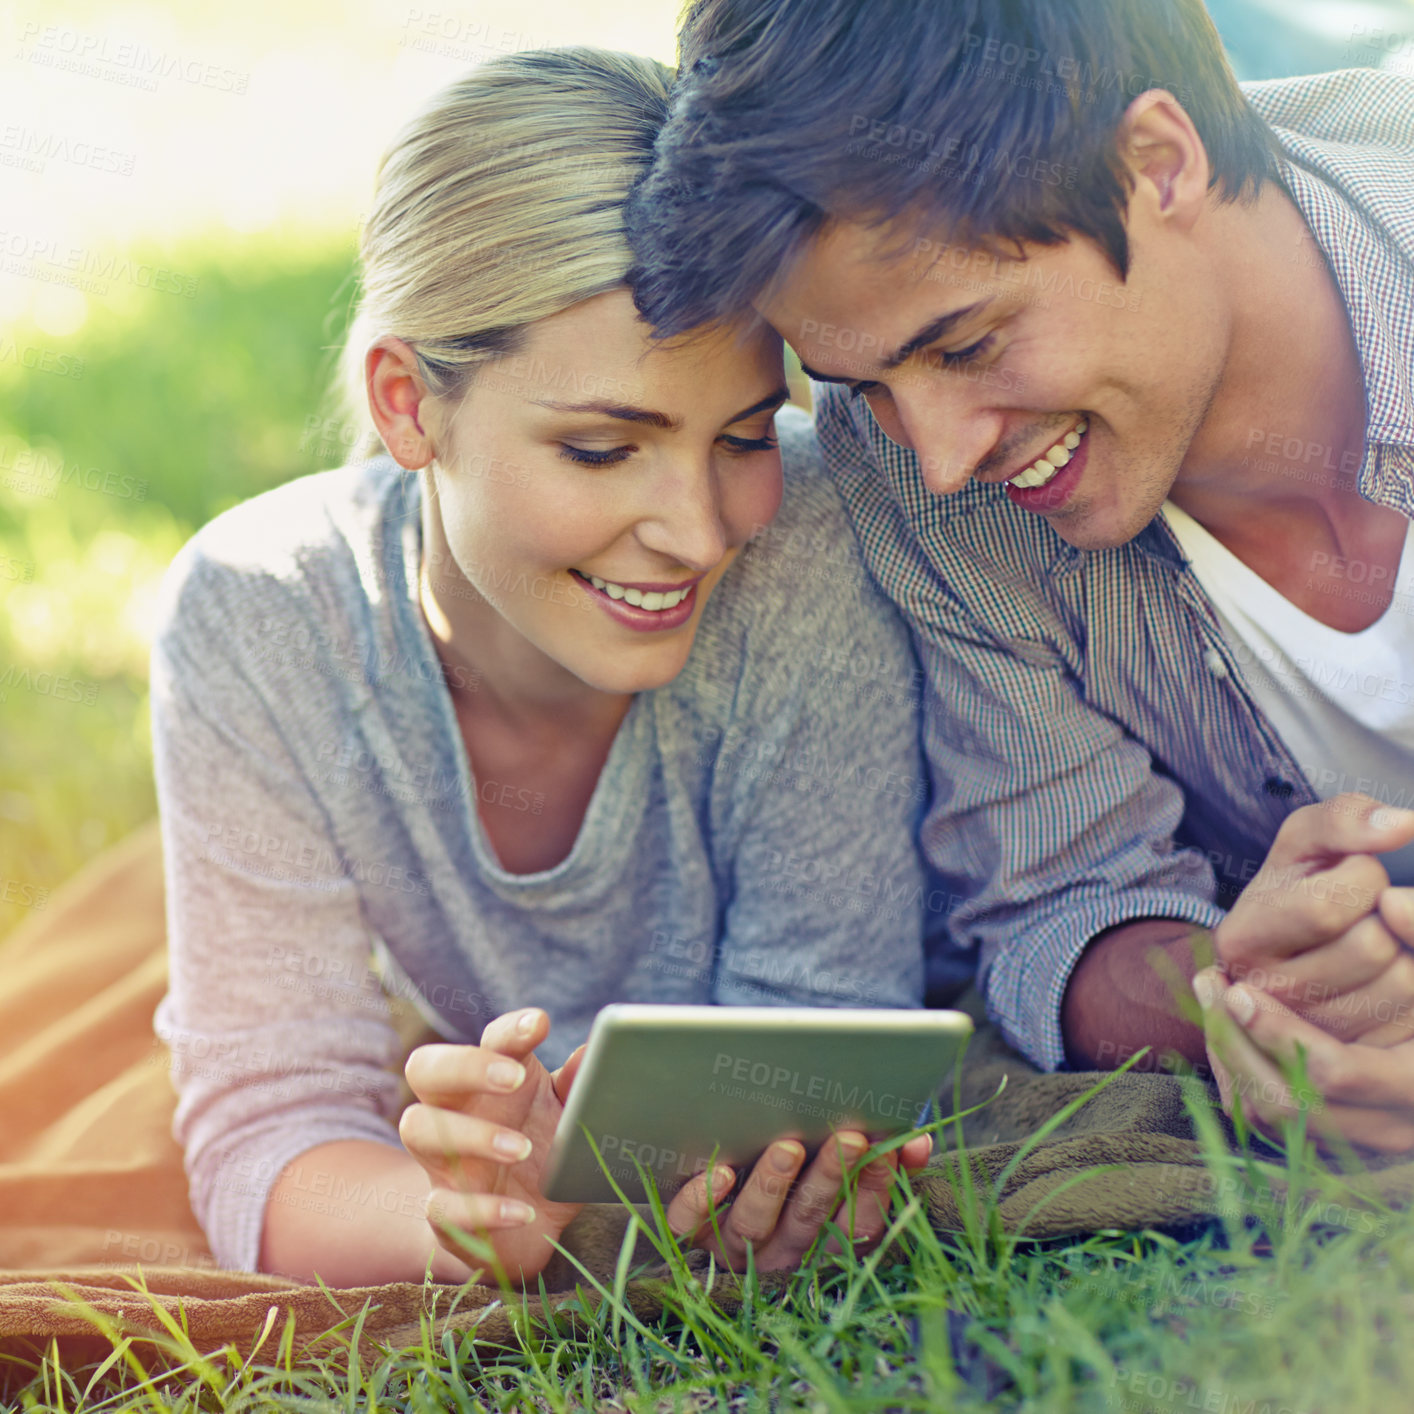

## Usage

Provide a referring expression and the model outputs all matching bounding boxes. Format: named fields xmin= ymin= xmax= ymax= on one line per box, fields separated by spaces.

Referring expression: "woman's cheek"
xmin=725 ymin=457 xmax=785 ymax=542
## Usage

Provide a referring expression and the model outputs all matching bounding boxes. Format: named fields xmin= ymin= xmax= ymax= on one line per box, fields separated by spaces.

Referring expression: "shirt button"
xmin=1204 ymin=648 xmax=1229 ymax=679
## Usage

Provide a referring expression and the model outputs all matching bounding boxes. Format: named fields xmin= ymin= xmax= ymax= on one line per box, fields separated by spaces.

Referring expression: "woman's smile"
xmin=568 ymin=567 xmax=705 ymax=632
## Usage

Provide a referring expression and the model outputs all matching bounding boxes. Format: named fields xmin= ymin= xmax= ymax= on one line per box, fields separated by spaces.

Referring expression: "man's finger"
xmin=1224 ymin=851 xmax=1390 ymax=963
xmin=1379 ymin=886 xmax=1414 ymax=948
xmin=1225 ymin=983 xmax=1414 ymax=1126
xmin=1248 ymin=913 xmax=1401 ymax=1006
xmin=1264 ymin=795 xmax=1414 ymax=871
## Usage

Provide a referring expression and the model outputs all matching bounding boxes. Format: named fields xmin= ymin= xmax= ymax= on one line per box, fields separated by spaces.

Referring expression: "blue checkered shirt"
xmin=816 ymin=69 xmax=1414 ymax=1070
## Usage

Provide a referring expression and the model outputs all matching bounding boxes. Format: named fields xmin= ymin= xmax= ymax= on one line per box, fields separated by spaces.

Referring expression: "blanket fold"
xmin=2 ymin=823 xmax=1410 ymax=1386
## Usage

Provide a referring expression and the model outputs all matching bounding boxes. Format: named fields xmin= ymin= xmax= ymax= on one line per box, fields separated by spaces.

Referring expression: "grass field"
xmin=2 ymin=1079 xmax=1410 ymax=1412
xmin=2 ymin=241 xmax=1410 ymax=1412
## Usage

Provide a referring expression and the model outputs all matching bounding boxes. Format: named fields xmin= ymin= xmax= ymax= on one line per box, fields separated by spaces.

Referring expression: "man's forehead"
xmin=761 ymin=218 xmax=1012 ymax=359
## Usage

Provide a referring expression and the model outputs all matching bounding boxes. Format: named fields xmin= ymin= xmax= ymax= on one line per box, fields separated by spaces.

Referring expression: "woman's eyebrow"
xmin=531 ymin=400 xmax=682 ymax=429
xmin=728 ymin=387 xmax=791 ymax=422
xmin=532 ymin=386 xmax=790 ymax=428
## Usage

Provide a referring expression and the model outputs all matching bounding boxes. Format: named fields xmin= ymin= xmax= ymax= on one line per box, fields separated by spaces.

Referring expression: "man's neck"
xmin=1171 ymin=182 xmax=1370 ymax=533
xmin=1163 ymin=182 xmax=1409 ymax=629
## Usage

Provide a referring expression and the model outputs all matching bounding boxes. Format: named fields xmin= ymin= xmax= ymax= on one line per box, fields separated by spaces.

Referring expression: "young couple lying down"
xmin=153 ymin=3 xmax=1414 ymax=1289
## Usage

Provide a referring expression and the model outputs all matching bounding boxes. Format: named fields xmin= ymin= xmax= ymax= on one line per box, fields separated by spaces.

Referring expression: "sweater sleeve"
xmin=150 ymin=538 xmax=407 ymax=1273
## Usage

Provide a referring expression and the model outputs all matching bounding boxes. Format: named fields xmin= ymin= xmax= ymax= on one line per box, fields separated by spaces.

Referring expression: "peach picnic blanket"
xmin=3 ymin=822 xmax=1412 ymax=1387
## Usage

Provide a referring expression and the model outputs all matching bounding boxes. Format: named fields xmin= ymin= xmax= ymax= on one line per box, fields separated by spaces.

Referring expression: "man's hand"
xmin=1214 ymin=795 xmax=1414 ymax=1045
xmin=1194 ymin=967 xmax=1414 ymax=1154
xmin=401 ymin=1007 xmax=587 ymax=1284
xmin=664 ymin=1129 xmax=934 ymax=1271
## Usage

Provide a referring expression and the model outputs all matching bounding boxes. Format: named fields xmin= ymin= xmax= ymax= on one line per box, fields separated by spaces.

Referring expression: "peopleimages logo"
xmin=708 ymin=1052 xmax=926 ymax=1124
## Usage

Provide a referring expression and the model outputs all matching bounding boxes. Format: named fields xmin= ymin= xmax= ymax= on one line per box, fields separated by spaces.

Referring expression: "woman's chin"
xmin=567 ymin=644 xmax=696 ymax=698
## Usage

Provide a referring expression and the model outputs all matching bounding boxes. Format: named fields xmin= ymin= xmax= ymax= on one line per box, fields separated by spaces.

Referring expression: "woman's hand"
xmin=664 ymin=1129 xmax=933 ymax=1272
xmin=400 ymin=1006 xmax=587 ymax=1283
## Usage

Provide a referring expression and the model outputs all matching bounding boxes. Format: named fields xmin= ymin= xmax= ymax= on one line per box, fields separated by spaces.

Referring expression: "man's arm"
xmin=1061 ymin=919 xmax=1214 ymax=1072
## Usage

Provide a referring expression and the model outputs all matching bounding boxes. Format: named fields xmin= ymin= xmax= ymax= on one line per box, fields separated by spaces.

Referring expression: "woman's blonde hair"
xmin=335 ymin=47 xmax=673 ymax=457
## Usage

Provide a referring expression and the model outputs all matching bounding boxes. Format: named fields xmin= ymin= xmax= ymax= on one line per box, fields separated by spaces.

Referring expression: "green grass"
xmin=0 ymin=233 xmax=358 ymax=934
xmin=2 ymin=1085 xmax=1409 ymax=1412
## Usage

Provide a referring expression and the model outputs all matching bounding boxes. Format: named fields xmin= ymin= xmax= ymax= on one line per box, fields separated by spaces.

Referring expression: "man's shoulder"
xmin=1242 ymin=68 xmax=1414 ymax=152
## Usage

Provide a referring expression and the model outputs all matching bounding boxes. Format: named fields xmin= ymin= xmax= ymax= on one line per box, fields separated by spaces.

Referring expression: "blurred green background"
xmin=3 ymin=0 xmax=1413 ymax=936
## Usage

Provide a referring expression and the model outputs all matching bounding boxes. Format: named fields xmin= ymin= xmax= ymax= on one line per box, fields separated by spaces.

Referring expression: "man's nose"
xmin=877 ymin=379 xmax=1004 ymax=497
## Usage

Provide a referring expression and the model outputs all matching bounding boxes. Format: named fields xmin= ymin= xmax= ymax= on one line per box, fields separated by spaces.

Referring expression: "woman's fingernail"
xmin=839 ymin=1135 xmax=867 ymax=1164
xmin=1226 ymin=986 xmax=1257 ymax=1027
xmin=1193 ymin=970 xmax=1219 ymax=1009
xmin=771 ymin=1142 xmax=802 ymax=1174
xmin=708 ymin=1166 xmax=734 ymax=1193
xmin=493 ymin=1131 xmax=533 ymax=1160
xmin=516 ymin=1010 xmax=538 ymax=1036
xmin=1371 ymin=806 xmax=1414 ymax=832
xmin=487 ymin=1059 xmax=525 ymax=1092
xmin=500 ymin=1199 xmax=536 ymax=1225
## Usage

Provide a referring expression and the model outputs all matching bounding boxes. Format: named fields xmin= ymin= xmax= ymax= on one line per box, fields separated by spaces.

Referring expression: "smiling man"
xmin=628 ymin=0 xmax=1414 ymax=1149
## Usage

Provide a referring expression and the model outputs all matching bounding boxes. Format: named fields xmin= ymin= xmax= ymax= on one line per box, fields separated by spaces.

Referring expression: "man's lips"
xmin=979 ymin=417 xmax=1090 ymax=487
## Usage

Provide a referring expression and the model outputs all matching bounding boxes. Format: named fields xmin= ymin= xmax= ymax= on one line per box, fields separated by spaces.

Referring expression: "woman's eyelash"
xmin=848 ymin=382 xmax=882 ymax=400
xmin=559 ymin=432 xmax=778 ymax=465
xmin=721 ymin=433 xmax=778 ymax=454
xmin=559 ymin=444 xmax=634 ymax=467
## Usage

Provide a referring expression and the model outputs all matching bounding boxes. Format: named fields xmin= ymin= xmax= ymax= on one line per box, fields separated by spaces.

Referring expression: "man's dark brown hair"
xmin=626 ymin=0 xmax=1283 ymax=333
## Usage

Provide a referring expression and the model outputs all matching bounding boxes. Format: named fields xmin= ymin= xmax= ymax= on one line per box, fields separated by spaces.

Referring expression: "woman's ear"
xmin=1118 ymin=89 xmax=1211 ymax=233
xmin=366 ymin=337 xmax=439 ymax=469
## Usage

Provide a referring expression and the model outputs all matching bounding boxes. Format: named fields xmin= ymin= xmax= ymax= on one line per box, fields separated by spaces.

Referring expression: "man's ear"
xmin=366 ymin=337 xmax=439 ymax=469
xmin=1118 ymin=89 xmax=1211 ymax=232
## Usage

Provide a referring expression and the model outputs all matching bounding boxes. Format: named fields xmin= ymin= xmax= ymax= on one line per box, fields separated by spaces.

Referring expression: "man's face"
xmin=758 ymin=202 xmax=1231 ymax=550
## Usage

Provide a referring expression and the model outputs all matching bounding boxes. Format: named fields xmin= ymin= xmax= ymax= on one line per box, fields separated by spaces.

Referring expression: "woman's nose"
xmin=636 ymin=462 xmax=730 ymax=570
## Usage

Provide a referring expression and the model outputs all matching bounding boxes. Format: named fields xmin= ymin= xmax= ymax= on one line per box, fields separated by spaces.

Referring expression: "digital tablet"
xmin=541 ymin=1004 xmax=973 ymax=1204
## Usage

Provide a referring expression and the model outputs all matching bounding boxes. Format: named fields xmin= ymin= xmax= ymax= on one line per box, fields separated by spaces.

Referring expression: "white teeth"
xmin=1008 ymin=419 xmax=1087 ymax=490
xmin=579 ymin=573 xmax=691 ymax=611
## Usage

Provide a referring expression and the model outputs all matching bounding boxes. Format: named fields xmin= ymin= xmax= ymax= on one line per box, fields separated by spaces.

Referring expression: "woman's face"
xmin=421 ymin=288 xmax=789 ymax=696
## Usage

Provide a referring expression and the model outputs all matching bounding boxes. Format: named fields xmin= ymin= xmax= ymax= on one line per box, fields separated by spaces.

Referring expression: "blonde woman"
xmin=151 ymin=48 xmax=934 ymax=1290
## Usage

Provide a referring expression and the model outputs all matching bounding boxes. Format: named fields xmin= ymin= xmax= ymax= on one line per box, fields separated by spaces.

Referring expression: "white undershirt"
xmin=1161 ymin=500 xmax=1414 ymax=885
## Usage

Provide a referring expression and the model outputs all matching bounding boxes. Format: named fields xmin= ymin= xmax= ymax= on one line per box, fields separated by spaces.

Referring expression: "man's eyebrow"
xmin=880 ymin=300 xmax=990 ymax=370
xmin=796 ymin=301 xmax=993 ymax=385
xmin=531 ymin=400 xmax=682 ymax=430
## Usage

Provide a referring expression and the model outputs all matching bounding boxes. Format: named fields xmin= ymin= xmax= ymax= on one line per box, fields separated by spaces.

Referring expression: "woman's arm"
xmin=259 ymin=1140 xmax=475 ymax=1285
xmin=151 ymin=528 xmax=417 ymax=1275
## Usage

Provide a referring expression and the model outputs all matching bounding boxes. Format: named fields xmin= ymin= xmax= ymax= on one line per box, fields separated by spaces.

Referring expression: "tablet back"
xmin=542 ymin=1005 xmax=972 ymax=1204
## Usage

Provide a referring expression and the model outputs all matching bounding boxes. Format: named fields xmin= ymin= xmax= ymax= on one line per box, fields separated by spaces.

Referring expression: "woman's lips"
xmin=569 ymin=569 xmax=702 ymax=633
